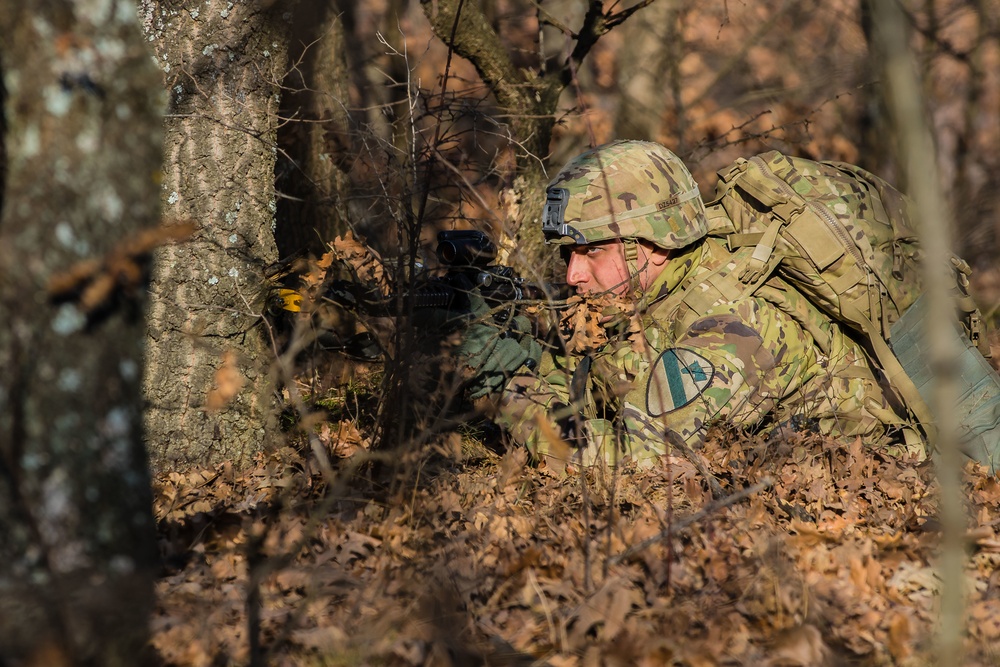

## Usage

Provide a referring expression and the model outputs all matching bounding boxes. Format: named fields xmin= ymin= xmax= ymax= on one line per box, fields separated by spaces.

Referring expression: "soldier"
xmin=456 ymin=139 xmax=925 ymax=468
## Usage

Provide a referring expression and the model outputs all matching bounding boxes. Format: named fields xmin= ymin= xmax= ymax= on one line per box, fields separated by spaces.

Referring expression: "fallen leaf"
xmin=205 ymin=350 xmax=244 ymax=412
xmin=887 ymin=611 xmax=911 ymax=662
xmin=765 ymin=624 xmax=829 ymax=667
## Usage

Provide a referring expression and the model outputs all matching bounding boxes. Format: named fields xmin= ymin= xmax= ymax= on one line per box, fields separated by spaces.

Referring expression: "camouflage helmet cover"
xmin=541 ymin=140 xmax=708 ymax=249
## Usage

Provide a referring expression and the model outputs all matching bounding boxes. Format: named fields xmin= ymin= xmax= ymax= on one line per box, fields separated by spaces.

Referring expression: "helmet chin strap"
xmin=622 ymin=238 xmax=644 ymax=297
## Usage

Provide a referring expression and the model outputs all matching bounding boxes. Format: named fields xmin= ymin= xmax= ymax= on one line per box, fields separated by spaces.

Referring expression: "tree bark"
xmin=140 ymin=0 xmax=293 ymax=470
xmin=275 ymin=0 xmax=353 ymax=258
xmin=0 ymin=1 xmax=160 ymax=663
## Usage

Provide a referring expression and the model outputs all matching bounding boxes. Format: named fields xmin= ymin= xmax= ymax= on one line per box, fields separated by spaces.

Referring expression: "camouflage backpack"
xmin=682 ymin=151 xmax=998 ymax=467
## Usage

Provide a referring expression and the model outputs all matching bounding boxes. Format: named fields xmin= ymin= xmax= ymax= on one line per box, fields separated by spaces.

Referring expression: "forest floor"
xmin=150 ymin=363 xmax=1000 ymax=667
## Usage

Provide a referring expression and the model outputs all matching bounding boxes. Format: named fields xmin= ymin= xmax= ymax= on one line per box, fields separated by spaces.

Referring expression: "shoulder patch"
xmin=646 ymin=348 xmax=715 ymax=417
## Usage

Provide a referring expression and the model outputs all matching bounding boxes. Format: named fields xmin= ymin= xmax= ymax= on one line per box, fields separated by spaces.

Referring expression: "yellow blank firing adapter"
xmin=276 ymin=289 xmax=302 ymax=313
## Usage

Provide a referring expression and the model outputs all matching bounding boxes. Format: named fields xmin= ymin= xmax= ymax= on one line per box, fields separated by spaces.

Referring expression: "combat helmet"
xmin=541 ymin=140 xmax=708 ymax=249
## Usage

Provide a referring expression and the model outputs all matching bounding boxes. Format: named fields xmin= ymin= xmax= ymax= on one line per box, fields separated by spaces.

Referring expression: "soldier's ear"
xmin=642 ymin=241 xmax=672 ymax=268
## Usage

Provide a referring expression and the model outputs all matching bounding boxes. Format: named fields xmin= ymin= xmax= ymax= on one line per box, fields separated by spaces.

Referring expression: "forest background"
xmin=2 ymin=0 xmax=1000 ymax=665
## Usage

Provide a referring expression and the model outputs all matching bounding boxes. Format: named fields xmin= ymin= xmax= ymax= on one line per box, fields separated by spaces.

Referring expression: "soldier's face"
xmin=565 ymin=240 xmax=669 ymax=296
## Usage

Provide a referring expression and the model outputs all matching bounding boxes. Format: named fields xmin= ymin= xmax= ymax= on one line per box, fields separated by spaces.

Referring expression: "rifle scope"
xmin=436 ymin=230 xmax=497 ymax=267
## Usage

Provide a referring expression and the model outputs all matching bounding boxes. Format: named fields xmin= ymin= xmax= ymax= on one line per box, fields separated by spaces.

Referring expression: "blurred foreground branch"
xmin=867 ymin=0 xmax=966 ymax=660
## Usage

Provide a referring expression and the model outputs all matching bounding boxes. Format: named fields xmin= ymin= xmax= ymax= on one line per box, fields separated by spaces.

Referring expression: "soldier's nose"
xmin=566 ymin=254 xmax=587 ymax=289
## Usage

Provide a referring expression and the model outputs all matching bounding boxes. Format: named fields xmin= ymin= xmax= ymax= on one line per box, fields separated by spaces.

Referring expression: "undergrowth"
xmin=151 ymin=372 xmax=1000 ymax=667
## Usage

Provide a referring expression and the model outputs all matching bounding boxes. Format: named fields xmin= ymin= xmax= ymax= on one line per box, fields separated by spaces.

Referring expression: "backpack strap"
xmin=734 ymin=156 xmax=810 ymax=283
xmin=841 ymin=299 xmax=936 ymax=440
xmin=648 ymin=244 xmax=776 ymax=340
xmin=714 ymin=156 xmax=824 ymax=284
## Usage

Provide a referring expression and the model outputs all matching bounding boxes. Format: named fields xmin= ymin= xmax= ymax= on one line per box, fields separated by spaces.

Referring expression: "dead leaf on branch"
xmin=495 ymin=186 xmax=521 ymax=266
xmin=559 ymin=293 xmax=637 ymax=355
xmin=47 ymin=220 xmax=196 ymax=313
xmin=317 ymin=420 xmax=371 ymax=458
xmin=278 ymin=232 xmax=391 ymax=321
xmin=330 ymin=231 xmax=390 ymax=297
xmin=296 ymin=251 xmax=334 ymax=295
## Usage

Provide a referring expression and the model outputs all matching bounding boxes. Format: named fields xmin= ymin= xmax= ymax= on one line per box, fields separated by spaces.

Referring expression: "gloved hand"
xmin=455 ymin=290 xmax=542 ymax=399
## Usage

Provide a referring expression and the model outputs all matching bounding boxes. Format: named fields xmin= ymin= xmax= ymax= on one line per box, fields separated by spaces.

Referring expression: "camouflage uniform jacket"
xmin=495 ymin=237 xmax=923 ymax=467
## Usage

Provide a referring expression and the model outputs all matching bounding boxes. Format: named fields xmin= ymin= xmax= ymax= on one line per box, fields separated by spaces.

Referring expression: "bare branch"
xmin=566 ymin=0 xmax=656 ymax=81
xmin=419 ymin=0 xmax=527 ymax=113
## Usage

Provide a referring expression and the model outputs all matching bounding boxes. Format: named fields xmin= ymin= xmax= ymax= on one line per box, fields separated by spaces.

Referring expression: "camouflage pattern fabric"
xmin=542 ymin=140 xmax=709 ymax=248
xmin=706 ymin=151 xmax=925 ymax=341
xmin=495 ymin=238 xmax=924 ymax=468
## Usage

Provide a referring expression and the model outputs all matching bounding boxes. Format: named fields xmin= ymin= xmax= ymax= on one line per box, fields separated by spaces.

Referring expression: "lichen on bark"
xmin=141 ymin=0 xmax=294 ymax=471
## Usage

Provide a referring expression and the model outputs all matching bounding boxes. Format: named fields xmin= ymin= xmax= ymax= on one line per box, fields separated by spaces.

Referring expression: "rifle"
xmin=269 ymin=230 xmax=569 ymax=323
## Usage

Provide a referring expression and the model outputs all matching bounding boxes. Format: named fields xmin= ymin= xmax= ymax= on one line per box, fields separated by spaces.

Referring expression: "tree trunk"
xmin=616 ymin=1 xmax=682 ymax=144
xmin=0 ymin=2 xmax=160 ymax=663
xmin=417 ymin=0 xmax=576 ymax=278
xmin=275 ymin=0 xmax=353 ymax=258
xmin=140 ymin=0 xmax=293 ymax=470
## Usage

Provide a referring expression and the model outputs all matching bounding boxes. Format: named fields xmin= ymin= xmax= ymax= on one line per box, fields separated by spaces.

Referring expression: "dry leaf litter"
xmin=151 ymin=425 xmax=1000 ymax=666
